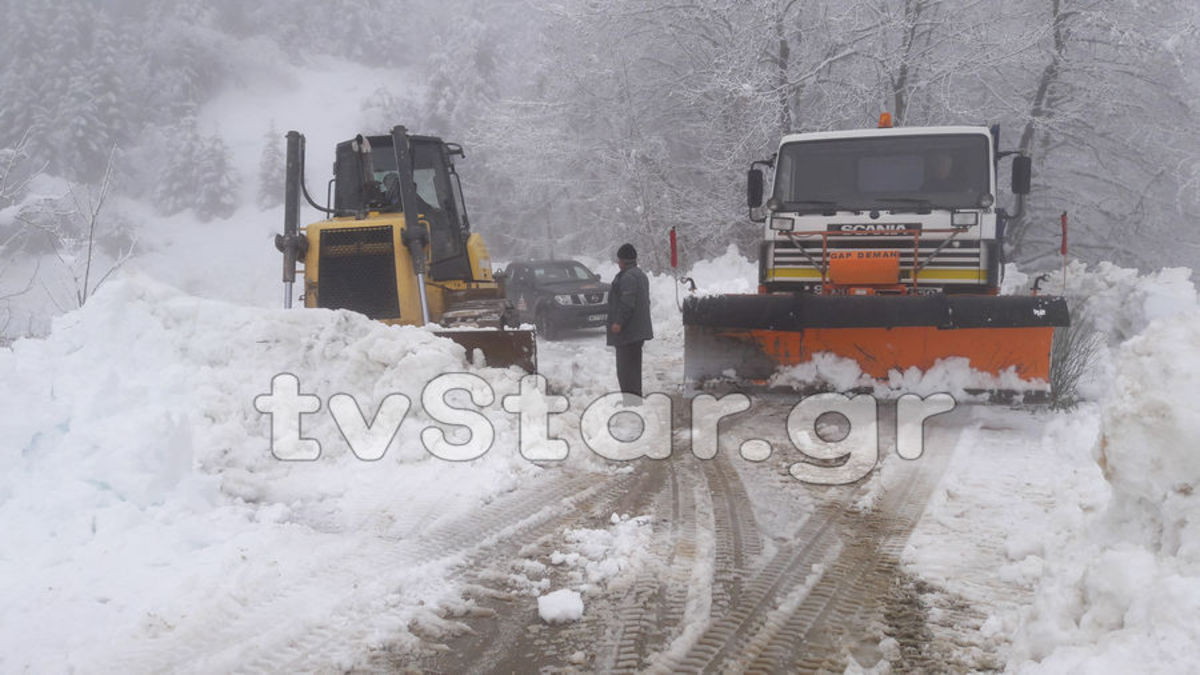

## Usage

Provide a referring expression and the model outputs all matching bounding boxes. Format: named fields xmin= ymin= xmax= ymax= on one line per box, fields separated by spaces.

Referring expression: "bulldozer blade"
xmin=435 ymin=328 xmax=537 ymax=372
xmin=683 ymin=293 xmax=1069 ymax=392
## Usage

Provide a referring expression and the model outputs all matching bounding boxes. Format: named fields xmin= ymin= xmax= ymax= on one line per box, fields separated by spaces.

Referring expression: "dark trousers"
xmin=615 ymin=341 xmax=644 ymax=397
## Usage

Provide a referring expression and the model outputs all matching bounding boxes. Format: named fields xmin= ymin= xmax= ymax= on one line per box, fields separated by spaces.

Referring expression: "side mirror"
xmin=748 ymin=168 xmax=764 ymax=208
xmin=1012 ymin=155 xmax=1032 ymax=195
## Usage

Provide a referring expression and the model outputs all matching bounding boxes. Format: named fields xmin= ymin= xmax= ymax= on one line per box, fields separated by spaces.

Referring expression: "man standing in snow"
xmin=607 ymin=243 xmax=653 ymax=398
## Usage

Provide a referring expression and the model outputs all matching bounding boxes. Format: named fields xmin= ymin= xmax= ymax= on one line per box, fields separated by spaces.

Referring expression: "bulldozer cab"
xmin=333 ymin=132 xmax=474 ymax=281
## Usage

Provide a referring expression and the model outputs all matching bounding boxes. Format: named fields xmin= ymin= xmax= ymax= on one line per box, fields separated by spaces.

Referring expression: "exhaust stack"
xmin=277 ymin=130 xmax=306 ymax=308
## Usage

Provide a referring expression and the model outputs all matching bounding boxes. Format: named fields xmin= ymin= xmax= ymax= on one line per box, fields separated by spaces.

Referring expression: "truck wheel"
xmin=536 ymin=308 xmax=559 ymax=341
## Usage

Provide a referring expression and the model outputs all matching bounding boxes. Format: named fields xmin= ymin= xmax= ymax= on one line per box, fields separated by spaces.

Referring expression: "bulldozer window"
xmin=366 ymin=137 xmax=465 ymax=262
xmin=410 ymin=142 xmax=464 ymax=263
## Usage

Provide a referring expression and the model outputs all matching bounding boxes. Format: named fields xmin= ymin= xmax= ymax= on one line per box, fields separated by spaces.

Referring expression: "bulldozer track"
xmin=703 ymin=455 xmax=766 ymax=617
xmin=667 ymin=411 xmax=956 ymax=674
xmin=599 ymin=460 xmax=701 ymax=673
xmin=669 ymin=500 xmax=851 ymax=673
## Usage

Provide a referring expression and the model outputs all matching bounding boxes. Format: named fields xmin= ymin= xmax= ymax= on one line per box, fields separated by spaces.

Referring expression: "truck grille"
xmin=771 ymin=237 xmax=983 ymax=284
xmin=317 ymin=226 xmax=401 ymax=319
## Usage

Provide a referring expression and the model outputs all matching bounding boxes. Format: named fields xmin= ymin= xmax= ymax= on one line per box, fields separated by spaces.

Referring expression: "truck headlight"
xmin=951 ymin=212 xmax=979 ymax=227
xmin=554 ymin=294 xmax=573 ymax=305
xmin=769 ymin=215 xmax=795 ymax=231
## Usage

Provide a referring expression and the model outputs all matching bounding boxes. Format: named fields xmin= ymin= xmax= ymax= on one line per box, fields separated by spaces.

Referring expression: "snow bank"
xmin=1010 ymin=308 xmax=1200 ymax=671
xmin=1100 ymin=311 xmax=1200 ymax=558
xmin=684 ymin=243 xmax=760 ymax=296
xmin=1054 ymin=261 xmax=1196 ymax=346
xmin=0 ymin=273 xmax=550 ymax=671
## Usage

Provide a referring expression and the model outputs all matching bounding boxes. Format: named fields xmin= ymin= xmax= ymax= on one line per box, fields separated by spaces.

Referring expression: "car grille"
xmin=560 ymin=292 xmax=607 ymax=305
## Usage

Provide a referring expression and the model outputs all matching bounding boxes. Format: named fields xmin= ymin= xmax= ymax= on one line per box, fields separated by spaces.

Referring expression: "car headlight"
xmin=554 ymin=294 xmax=573 ymax=305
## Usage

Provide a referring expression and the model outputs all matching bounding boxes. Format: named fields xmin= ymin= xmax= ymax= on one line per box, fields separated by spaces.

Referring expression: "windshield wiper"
xmin=873 ymin=197 xmax=932 ymax=213
xmin=782 ymin=199 xmax=842 ymax=213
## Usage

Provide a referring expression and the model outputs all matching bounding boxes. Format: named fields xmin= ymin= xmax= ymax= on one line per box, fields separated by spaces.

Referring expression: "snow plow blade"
xmin=435 ymin=328 xmax=537 ymax=372
xmin=683 ymin=294 xmax=1069 ymax=391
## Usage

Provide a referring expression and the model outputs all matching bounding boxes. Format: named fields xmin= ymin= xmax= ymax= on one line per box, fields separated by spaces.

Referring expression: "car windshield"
xmin=531 ymin=262 xmax=594 ymax=282
xmin=773 ymin=133 xmax=991 ymax=211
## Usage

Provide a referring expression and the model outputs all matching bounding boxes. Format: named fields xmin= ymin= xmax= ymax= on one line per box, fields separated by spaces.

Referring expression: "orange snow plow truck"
xmin=683 ymin=118 xmax=1069 ymax=396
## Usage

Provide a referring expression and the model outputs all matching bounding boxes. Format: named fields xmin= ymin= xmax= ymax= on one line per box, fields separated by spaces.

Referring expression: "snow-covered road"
xmin=3 ymin=255 xmax=1200 ymax=672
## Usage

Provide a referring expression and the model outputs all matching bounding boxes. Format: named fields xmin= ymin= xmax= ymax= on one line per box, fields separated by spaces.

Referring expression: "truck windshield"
xmin=773 ymin=134 xmax=991 ymax=211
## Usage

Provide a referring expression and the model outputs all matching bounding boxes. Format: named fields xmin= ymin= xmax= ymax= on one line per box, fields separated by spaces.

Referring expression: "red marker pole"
xmin=1060 ymin=212 xmax=1068 ymax=256
xmin=1060 ymin=211 xmax=1068 ymax=291
xmin=669 ymin=226 xmax=678 ymax=268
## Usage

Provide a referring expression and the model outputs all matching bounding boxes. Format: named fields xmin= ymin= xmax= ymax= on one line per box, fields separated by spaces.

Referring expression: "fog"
xmin=1 ymin=0 xmax=1198 ymax=335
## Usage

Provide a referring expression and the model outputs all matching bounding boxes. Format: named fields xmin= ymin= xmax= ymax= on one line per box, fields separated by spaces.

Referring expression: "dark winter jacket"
xmin=606 ymin=264 xmax=653 ymax=346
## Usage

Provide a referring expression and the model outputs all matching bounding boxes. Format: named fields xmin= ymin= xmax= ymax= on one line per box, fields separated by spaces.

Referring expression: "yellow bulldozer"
xmin=274 ymin=125 xmax=536 ymax=371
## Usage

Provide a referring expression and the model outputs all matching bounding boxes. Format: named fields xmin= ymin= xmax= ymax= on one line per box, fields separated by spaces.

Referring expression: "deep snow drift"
xmin=0 ymin=274 xmax=582 ymax=670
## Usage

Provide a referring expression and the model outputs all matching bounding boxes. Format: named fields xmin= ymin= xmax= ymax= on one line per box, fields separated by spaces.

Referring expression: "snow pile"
xmin=684 ymin=243 xmax=760 ymax=296
xmin=537 ymin=589 xmax=584 ymax=624
xmin=1037 ymin=261 xmax=1196 ymax=402
xmin=1010 ymin=308 xmax=1200 ymax=671
xmin=1100 ymin=312 xmax=1200 ymax=557
xmin=1056 ymin=261 xmax=1196 ymax=345
xmin=769 ymin=352 xmax=870 ymax=392
xmin=548 ymin=513 xmax=653 ymax=593
xmin=0 ymin=273 xmax=549 ymax=671
xmin=768 ymin=352 xmax=1044 ymax=400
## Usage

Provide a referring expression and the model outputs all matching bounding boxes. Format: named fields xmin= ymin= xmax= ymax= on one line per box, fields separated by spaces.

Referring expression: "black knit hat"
xmin=617 ymin=243 xmax=637 ymax=261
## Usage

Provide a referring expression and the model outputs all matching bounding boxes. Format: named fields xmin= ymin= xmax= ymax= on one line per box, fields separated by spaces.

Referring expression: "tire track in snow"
xmin=669 ymin=403 xmax=962 ymax=673
xmin=753 ymin=432 xmax=954 ymax=672
xmin=114 ymin=469 xmax=632 ymax=674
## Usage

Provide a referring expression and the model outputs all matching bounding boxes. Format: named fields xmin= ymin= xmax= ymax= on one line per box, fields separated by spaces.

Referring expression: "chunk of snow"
xmin=537 ymin=589 xmax=583 ymax=624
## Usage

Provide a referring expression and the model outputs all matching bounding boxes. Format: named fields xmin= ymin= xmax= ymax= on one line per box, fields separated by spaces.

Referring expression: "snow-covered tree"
xmin=194 ymin=136 xmax=239 ymax=221
xmin=156 ymin=118 xmax=238 ymax=221
xmin=257 ymin=125 xmax=285 ymax=210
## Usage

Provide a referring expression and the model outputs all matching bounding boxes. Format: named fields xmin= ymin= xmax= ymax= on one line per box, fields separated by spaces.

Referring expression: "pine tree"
xmin=257 ymin=125 xmax=285 ymax=210
xmin=194 ymin=135 xmax=239 ymax=221
xmin=156 ymin=117 xmax=203 ymax=216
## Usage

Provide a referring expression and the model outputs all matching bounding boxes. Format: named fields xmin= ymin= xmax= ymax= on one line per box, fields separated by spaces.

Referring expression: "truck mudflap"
xmin=682 ymin=293 xmax=1069 ymax=387
xmin=435 ymin=328 xmax=538 ymax=372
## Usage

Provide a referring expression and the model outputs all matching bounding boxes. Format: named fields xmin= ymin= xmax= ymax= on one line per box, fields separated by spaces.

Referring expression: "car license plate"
xmin=588 ymin=314 xmax=605 ymax=322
